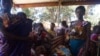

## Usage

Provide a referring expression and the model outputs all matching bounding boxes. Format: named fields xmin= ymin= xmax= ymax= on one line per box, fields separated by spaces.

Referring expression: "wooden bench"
xmin=50 ymin=35 xmax=65 ymax=53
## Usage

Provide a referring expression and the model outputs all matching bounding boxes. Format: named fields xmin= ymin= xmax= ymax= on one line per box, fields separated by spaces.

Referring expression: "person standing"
xmin=69 ymin=6 xmax=91 ymax=56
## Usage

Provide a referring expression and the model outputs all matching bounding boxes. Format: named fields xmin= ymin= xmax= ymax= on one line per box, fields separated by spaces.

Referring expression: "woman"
xmin=90 ymin=26 xmax=100 ymax=56
xmin=33 ymin=23 xmax=52 ymax=56
xmin=4 ymin=12 xmax=33 ymax=56
xmin=69 ymin=6 xmax=91 ymax=56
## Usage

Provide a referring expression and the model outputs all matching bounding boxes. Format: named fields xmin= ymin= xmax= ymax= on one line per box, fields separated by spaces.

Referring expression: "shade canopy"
xmin=13 ymin=0 xmax=100 ymax=8
xmin=13 ymin=0 xmax=58 ymax=4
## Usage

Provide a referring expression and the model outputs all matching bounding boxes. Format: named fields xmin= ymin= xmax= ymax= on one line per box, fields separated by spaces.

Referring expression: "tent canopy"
xmin=13 ymin=0 xmax=58 ymax=4
xmin=13 ymin=0 xmax=100 ymax=8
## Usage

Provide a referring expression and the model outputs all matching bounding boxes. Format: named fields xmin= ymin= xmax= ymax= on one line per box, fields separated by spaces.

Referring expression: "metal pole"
xmin=1 ymin=0 xmax=2 ymax=6
xmin=2 ymin=0 xmax=13 ymax=15
xmin=0 ymin=0 xmax=4 ymax=14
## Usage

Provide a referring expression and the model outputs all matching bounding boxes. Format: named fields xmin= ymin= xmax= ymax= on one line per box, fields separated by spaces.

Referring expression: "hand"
xmin=29 ymin=32 xmax=36 ymax=37
xmin=2 ymin=13 xmax=9 ymax=27
xmin=28 ymin=31 xmax=37 ymax=40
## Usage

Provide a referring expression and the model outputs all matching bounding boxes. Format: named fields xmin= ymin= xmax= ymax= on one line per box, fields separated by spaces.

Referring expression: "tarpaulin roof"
xmin=13 ymin=0 xmax=100 ymax=7
xmin=13 ymin=0 xmax=58 ymax=4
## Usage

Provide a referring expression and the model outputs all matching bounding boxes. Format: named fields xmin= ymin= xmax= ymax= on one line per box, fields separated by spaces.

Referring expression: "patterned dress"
xmin=69 ymin=20 xmax=91 ymax=56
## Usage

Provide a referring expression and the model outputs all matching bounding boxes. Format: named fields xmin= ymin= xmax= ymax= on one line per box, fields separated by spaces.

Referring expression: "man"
xmin=48 ymin=23 xmax=56 ymax=37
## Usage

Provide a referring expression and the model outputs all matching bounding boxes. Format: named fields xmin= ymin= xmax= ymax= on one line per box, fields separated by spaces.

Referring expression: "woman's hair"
xmin=37 ymin=23 xmax=45 ymax=31
xmin=17 ymin=12 xmax=27 ymax=19
xmin=75 ymin=6 xmax=86 ymax=14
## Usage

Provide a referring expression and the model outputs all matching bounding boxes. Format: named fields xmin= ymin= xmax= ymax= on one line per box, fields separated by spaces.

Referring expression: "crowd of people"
xmin=0 ymin=6 xmax=99 ymax=56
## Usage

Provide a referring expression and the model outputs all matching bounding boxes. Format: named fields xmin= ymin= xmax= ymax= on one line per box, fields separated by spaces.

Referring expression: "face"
xmin=75 ymin=9 xmax=85 ymax=20
xmin=37 ymin=24 xmax=44 ymax=32
xmin=51 ymin=23 xmax=55 ymax=29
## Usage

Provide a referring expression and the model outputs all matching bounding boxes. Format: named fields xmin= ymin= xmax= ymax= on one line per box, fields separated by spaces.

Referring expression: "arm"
xmin=82 ymin=21 xmax=91 ymax=39
xmin=3 ymin=30 xmax=31 ymax=41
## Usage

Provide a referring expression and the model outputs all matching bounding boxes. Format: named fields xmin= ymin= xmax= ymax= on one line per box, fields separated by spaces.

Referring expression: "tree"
xmin=22 ymin=8 xmax=30 ymax=17
xmin=21 ymin=5 xmax=99 ymax=26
